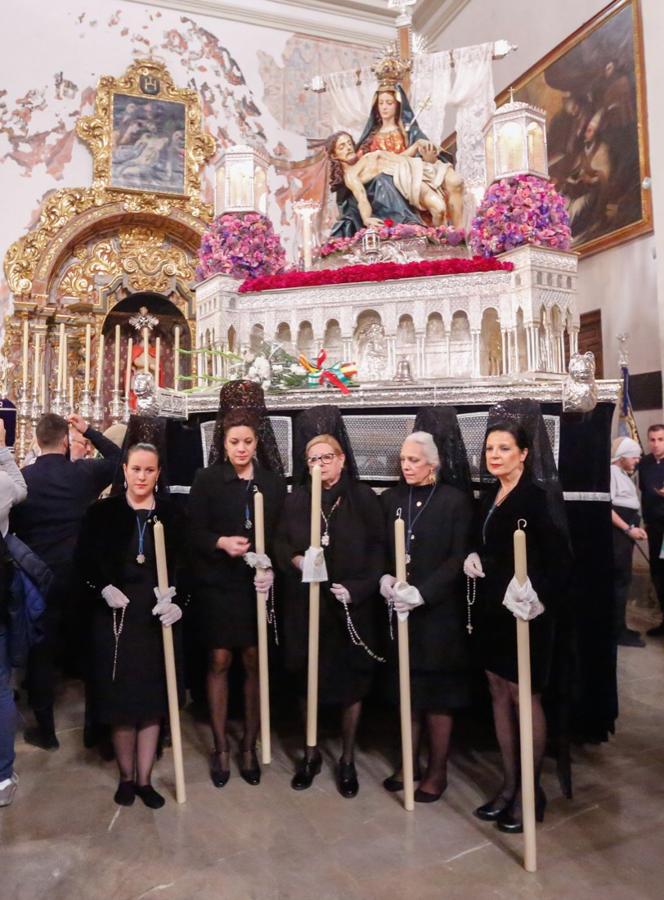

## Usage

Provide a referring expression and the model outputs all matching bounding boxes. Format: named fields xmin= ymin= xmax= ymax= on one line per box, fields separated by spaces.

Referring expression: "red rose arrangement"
xmin=239 ymin=256 xmax=512 ymax=293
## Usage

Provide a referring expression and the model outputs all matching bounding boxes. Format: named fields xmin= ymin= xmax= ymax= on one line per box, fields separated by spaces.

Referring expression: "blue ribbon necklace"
xmin=135 ymin=505 xmax=154 ymax=564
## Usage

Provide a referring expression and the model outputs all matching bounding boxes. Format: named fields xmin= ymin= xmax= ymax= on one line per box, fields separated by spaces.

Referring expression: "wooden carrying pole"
xmin=395 ymin=517 xmax=415 ymax=812
xmin=253 ymin=490 xmax=271 ymax=765
xmin=153 ymin=521 xmax=186 ymax=804
xmin=514 ymin=523 xmax=537 ymax=872
xmin=306 ymin=464 xmax=322 ymax=750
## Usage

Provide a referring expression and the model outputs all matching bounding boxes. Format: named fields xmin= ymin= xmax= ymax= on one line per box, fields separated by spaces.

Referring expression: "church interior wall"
xmin=0 ymin=0 xmax=375 ymax=318
xmin=438 ymin=0 xmax=664 ymax=431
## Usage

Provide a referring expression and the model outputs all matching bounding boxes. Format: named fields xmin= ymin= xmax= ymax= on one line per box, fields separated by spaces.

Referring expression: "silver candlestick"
xmin=50 ymin=386 xmax=67 ymax=418
xmin=109 ymin=388 xmax=124 ymax=424
xmin=78 ymin=387 xmax=93 ymax=421
xmin=91 ymin=394 xmax=104 ymax=430
xmin=16 ymin=384 xmax=31 ymax=465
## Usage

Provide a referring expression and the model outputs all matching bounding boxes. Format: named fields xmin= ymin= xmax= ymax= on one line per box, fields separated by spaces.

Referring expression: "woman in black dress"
xmin=380 ymin=429 xmax=472 ymax=802
xmin=189 ymin=408 xmax=285 ymax=788
xmin=464 ymin=414 xmax=570 ymax=831
xmin=77 ymin=442 xmax=186 ymax=809
xmin=275 ymin=407 xmax=384 ymax=797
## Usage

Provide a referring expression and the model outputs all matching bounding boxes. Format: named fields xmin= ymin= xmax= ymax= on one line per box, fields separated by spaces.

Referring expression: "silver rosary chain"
xmin=466 ymin=576 xmax=476 ymax=634
xmin=342 ymin=600 xmax=385 ymax=662
xmin=112 ymin=606 xmax=126 ymax=682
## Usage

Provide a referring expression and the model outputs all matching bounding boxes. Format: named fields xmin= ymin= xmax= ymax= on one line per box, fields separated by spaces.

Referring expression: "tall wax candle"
xmin=142 ymin=327 xmax=149 ymax=373
xmin=125 ymin=337 xmax=133 ymax=397
xmin=173 ymin=325 xmax=180 ymax=389
xmin=155 ymin=337 xmax=161 ymax=388
xmin=21 ymin=319 xmax=29 ymax=386
xmin=32 ymin=332 xmax=41 ymax=398
xmin=95 ymin=332 xmax=104 ymax=399
xmin=113 ymin=325 xmax=121 ymax=391
xmin=84 ymin=324 xmax=91 ymax=390
xmin=57 ymin=323 xmax=65 ymax=391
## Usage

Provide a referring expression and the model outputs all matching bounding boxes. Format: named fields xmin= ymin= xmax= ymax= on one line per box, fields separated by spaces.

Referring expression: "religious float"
xmin=1 ymin=13 xmax=619 ymax=761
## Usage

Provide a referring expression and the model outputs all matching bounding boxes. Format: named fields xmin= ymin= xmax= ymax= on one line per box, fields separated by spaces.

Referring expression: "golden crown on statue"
xmin=371 ymin=54 xmax=411 ymax=91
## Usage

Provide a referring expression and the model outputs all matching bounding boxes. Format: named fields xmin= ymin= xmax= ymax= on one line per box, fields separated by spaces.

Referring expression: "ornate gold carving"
xmin=76 ymin=59 xmax=216 ymax=200
xmin=3 ymin=60 xmax=214 ymax=299
xmin=57 ymin=227 xmax=196 ymax=302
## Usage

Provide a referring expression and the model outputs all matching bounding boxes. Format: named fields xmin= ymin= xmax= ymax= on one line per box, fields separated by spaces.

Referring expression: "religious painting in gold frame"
xmin=504 ymin=0 xmax=651 ymax=257
xmin=77 ymin=59 xmax=215 ymax=201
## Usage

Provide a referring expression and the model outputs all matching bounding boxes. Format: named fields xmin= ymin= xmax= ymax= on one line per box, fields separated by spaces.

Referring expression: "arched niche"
xmin=297 ymin=320 xmax=315 ymax=359
xmin=449 ymin=310 xmax=472 ymax=377
xmin=480 ymin=308 xmax=502 ymax=376
xmin=425 ymin=312 xmax=445 ymax=377
xmin=516 ymin=307 xmax=528 ymax=372
xmin=353 ymin=309 xmax=386 ymax=381
xmin=323 ymin=318 xmax=343 ymax=361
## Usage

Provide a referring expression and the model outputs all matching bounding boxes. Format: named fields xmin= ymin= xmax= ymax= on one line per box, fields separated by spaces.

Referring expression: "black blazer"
xmin=188 ymin=462 xmax=286 ymax=590
xmin=382 ymin=482 xmax=472 ymax=672
xmin=10 ymin=428 xmax=121 ymax=573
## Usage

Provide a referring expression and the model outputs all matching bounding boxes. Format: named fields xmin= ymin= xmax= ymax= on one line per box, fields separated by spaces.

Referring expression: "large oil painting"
xmin=508 ymin=0 xmax=651 ymax=256
xmin=111 ymin=93 xmax=186 ymax=195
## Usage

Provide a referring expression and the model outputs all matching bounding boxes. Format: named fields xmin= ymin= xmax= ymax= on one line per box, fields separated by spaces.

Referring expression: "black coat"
xmin=382 ymin=483 xmax=472 ymax=674
xmin=274 ymin=474 xmax=385 ymax=704
xmin=10 ymin=428 xmax=121 ymax=576
xmin=75 ymin=493 xmax=189 ymax=723
xmin=471 ymin=475 xmax=571 ymax=689
xmin=189 ymin=462 xmax=286 ymax=648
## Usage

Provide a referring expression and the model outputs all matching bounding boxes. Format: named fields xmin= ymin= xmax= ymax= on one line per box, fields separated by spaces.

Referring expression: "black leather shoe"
xmin=382 ymin=768 xmax=422 ymax=792
xmin=496 ymin=789 xmax=547 ymax=833
xmin=240 ymin=748 xmax=261 ymax=786
xmin=617 ymin=627 xmax=645 ymax=648
xmin=210 ymin=750 xmax=231 ymax=788
xmin=337 ymin=759 xmax=359 ymax=798
xmin=474 ymin=794 xmax=514 ymax=821
xmin=414 ymin=782 xmax=446 ymax=803
xmin=646 ymin=622 xmax=664 ymax=637
xmin=24 ymin=726 xmax=59 ymax=751
xmin=114 ymin=780 xmax=135 ymax=806
xmin=291 ymin=749 xmax=322 ymax=790
xmin=135 ymin=784 xmax=165 ymax=809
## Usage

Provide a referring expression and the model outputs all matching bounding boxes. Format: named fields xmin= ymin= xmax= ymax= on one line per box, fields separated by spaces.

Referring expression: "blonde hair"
xmin=305 ymin=433 xmax=344 ymax=458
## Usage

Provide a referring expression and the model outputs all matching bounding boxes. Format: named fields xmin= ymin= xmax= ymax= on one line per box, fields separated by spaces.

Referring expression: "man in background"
xmin=10 ymin=413 xmax=121 ymax=749
xmin=639 ymin=424 xmax=664 ymax=637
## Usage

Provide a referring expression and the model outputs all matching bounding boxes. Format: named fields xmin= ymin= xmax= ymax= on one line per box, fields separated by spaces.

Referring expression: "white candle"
xmin=69 ymin=376 xmax=74 ymax=410
xmin=41 ymin=375 xmax=46 ymax=411
xmin=174 ymin=326 xmax=180 ymax=389
xmin=61 ymin=332 xmax=68 ymax=394
xmin=32 ymin=332 xmax=41 ymax=398
xmin=303 ymin=215 xmax=312 ymax=271
xmin=155 ymin=337 xmax=161 ymax=388
xmin=95 ymin=332 xmax=104 ymax=399
xmin=113 ymin=325 xmax=121 ymax=392
xmin=143 ymin=327 xmax=149 ymax=373
xmin=84 ymin=324 xmax=91 ymax=391
xmin=306 ymin=464 xmax=322 ymax=750
xmin=125 ymin=337 xmax=133 ymax=398
xmin=21 ymin=319 xmax=29 ymax=386
xmin=57 ymin=323 xmax=65 ymax=391
xmin=395 ymin=514 xmax=415 ymax=812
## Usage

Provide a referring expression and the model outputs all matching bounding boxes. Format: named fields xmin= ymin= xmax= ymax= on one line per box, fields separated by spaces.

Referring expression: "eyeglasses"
xmin=307 ymin=452 xmax=337 ymax=465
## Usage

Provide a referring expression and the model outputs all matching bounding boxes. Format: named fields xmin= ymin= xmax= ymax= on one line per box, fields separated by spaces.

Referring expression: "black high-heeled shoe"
xmin=474 ymin=793 xmax=514 ymax=821
xmin=240 ymin=748 xmax=261 ymax=786
xmin=291 ymin=747 xmax=322 ymax=791
xmin=337 ymin=758 xmax=359 ymax=798
xmin=382 ymin=768 xmax=422 ymax=793
xmin=496 ymin=788 xmax=547 ymax=833
xmin=210 ymin=749 xmax=231 ymax=788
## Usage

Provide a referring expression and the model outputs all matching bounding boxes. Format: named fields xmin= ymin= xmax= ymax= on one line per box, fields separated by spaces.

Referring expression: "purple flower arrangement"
xmin=196 ymin=212 xmax=287 ymax=281
xmin=319 ymin=221 xmax=465 ymax=258
xmin=470 ymin=175 xmax=571 ymax=258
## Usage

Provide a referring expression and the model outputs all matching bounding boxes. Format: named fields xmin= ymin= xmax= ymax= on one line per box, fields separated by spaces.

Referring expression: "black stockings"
xmin=486 ymin=670 xmax=546 ymax=802
xmin=340 ymin=701 xmax=362 ymax=763
xmin=111 ymin=719 xmax=160 ymax=786
xmin=391 ymin=711 xmax=453 ymax=793
xmin=207 ymin=647 xmax=260 ymax=754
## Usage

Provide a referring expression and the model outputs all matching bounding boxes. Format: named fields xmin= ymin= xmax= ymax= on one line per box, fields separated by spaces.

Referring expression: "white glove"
xmin=463 ymin=552 xmax=485 ymax=579
xmin=380 ymin=573 xmax=397 ymax=602
xmin=254 ymin=569 xmax=274 ymax=593
xmin=393 ymin=581 xmax=425 ymax=621
xmin=330 ymin=583 xmax=351 ymax=604
xmin=152 ymin=586 xmax=182 ymax=626
xmin=101 ymin=584 xmax=130 ymax=609
xmin=502 ymin=576 xmax=545 ymax=621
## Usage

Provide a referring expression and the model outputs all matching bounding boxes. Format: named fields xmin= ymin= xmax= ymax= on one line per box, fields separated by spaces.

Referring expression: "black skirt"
xmin=197 ymin=580 xmax=258 ymax=650
xmin=90 ymin=524 xmax=183 ymax=725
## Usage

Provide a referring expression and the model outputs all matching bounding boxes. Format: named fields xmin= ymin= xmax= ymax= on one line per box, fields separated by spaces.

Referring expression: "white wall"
xmin=438 ymin=0 xmax=664 ymax=403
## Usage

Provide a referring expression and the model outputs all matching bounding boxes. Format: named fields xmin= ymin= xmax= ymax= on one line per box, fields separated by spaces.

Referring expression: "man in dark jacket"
xmin=10 ymin=413 xmax=121 ymax=749
xmin=639 ymin=423 xmax=664 ymax=636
